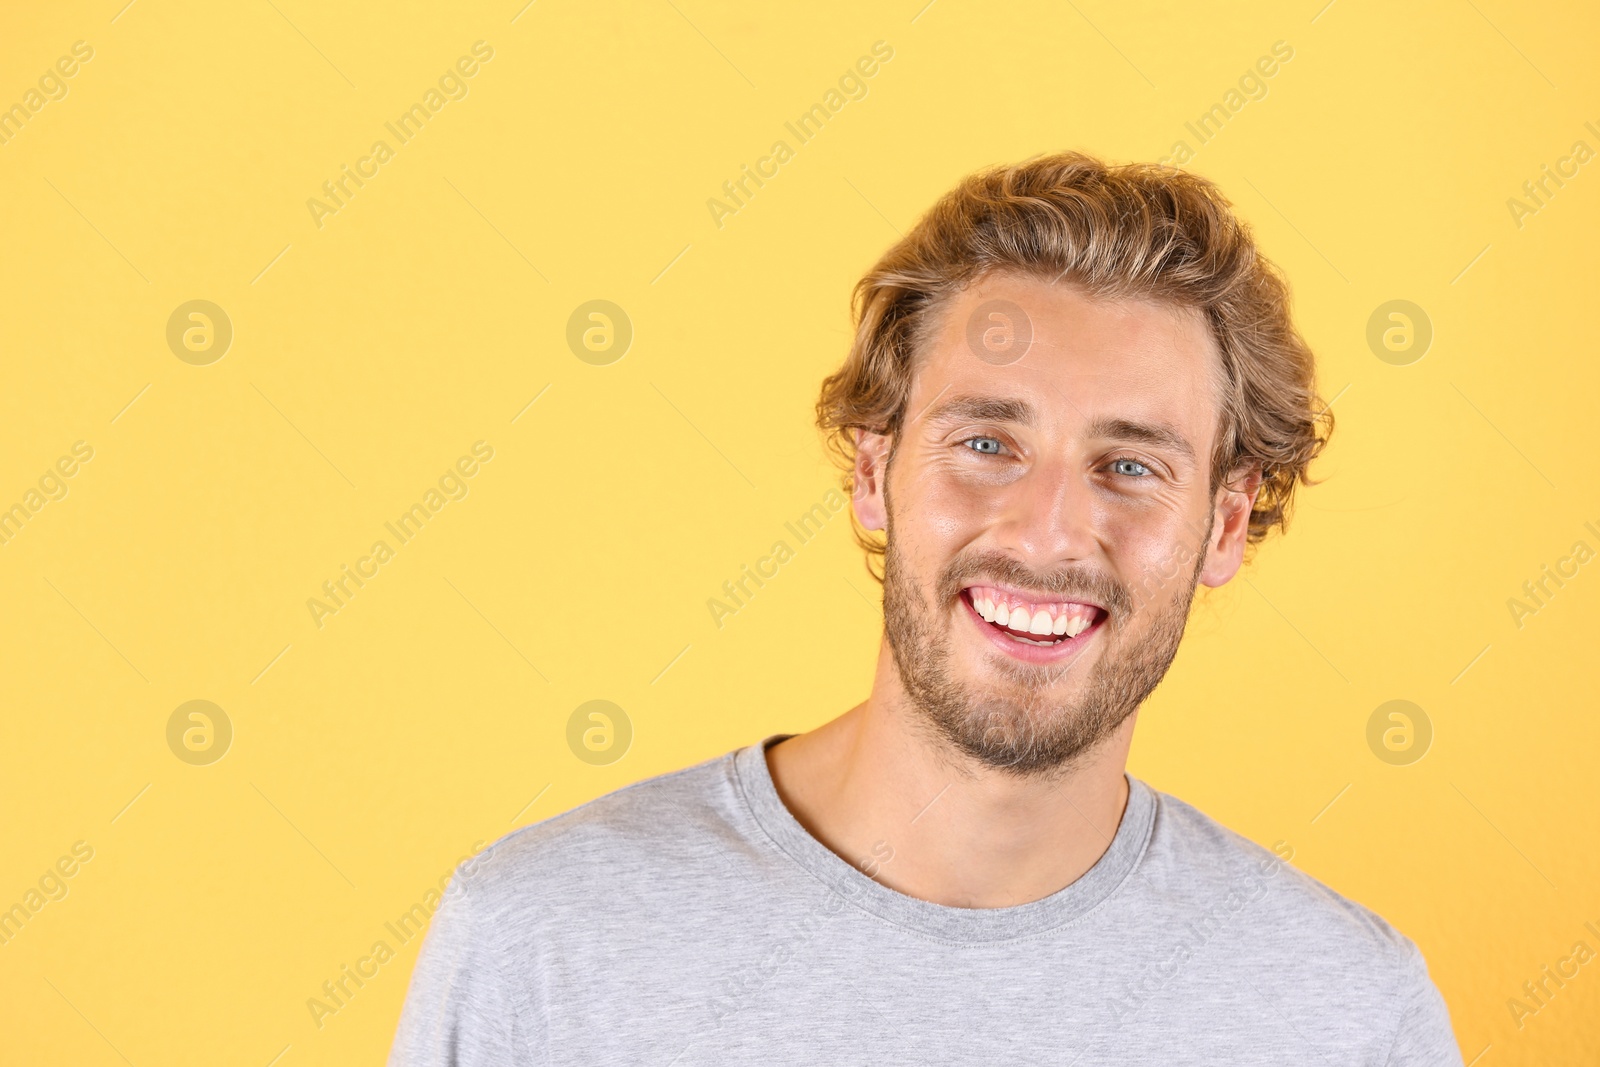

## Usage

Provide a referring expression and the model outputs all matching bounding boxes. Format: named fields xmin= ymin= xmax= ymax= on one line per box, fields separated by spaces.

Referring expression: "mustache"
xmin=936 ymin=551 xmax=1131 ymax=617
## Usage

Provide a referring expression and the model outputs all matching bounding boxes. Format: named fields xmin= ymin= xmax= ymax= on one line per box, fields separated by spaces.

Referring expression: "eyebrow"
xmin=922 ymin=394 xmax=1036 ymax=427
xmin=1085 ymin=416 xmax=1197 ymax=463
xmin=919 ymin=394 xmax=1197 ymax=463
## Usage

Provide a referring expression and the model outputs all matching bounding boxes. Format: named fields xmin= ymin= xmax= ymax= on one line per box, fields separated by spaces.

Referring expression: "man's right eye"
xmin=964 ymin=436 xmax=1003 ymax=455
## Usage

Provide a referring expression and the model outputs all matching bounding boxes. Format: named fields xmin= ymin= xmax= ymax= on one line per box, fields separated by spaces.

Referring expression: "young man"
xmin=389 ymin=152 xmax=1462 ymax=1065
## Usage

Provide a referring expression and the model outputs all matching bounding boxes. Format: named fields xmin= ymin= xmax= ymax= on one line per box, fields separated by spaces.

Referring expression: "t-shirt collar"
xmin=732 ymin=732 xmax=1156 ymax=943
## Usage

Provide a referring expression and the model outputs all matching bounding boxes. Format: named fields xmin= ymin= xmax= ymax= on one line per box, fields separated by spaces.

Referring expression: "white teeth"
xmin=969 ymin=588 xmax=1098 ymax=642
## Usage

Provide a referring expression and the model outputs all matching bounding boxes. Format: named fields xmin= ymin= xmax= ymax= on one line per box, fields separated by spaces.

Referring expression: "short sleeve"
xmin=387 ymin=871 xmax=534 ymax=1067
xmin=1383 ymin=942 xmax=1463 ymax=1067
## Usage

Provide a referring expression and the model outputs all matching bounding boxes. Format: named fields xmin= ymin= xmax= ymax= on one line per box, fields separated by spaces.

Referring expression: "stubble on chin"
xmin=879 ymin=530 xmax=1205 ymax=780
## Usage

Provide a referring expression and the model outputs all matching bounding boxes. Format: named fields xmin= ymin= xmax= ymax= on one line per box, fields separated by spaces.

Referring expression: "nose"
xmin=989 ymin=454 xmax=1100 ymax=568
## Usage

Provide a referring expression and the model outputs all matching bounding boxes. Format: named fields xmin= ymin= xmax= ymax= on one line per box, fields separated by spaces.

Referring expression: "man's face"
xmin=854 ymin=272 xmax=1259 ymax=776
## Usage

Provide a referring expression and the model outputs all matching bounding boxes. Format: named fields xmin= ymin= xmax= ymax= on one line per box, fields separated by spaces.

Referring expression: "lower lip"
xmin=959 ymin=591 xmax=1104 ymax=665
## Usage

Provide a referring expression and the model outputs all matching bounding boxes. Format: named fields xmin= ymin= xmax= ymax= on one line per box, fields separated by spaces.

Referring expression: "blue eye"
xmin=1112 ymin=458 xmax=1151 ymax=477
xmin=966 ymin=437 xmax=1003 ymax=455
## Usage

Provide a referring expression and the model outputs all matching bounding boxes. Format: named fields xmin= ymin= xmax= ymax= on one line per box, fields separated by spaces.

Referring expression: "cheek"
xmin=1106 ymin=510 xmax=1207 ymax=602
xmin=912 ymin=472 xmax=997 ymax=547
xmin=885 ymin=469 xmax=989 ymax=595
xmin=918 ymin=447 xmax=1027 ymax=513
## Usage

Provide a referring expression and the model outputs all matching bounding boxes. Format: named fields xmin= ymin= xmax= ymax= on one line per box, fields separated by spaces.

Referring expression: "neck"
xmin=765 ymin=639 xmax=1136 ymax=909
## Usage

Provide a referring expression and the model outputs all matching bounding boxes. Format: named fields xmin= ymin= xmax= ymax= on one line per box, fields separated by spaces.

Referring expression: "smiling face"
xmin=854 ymin=272 xmax=1260 ymax=776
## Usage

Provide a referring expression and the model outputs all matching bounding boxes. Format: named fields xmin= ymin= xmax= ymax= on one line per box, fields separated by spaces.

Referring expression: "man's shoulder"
xmin=1140 ymin=780 xmax=1430 ymax=983
xmin=448 ymin=744 xmax=752 ymax=912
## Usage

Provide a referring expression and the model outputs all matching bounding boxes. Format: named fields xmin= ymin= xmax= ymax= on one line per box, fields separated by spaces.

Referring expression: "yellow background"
xmin=2 ymin=0 xmax=1596 ymax=1063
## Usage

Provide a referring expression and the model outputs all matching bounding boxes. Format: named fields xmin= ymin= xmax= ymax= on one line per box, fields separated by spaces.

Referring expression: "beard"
xmin=880 ymin=506 xmax=1212 ymax=780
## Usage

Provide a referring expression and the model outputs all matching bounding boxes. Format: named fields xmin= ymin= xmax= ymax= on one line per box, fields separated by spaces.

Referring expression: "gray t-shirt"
xmin=389 ymin=735 xmax=1462 ymax=1065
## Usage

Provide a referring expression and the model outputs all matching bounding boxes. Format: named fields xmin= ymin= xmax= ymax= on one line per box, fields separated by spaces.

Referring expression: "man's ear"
xmin=852 ymin=428 xmax=892 ymax=532
xmin=1198 ymin=465 xmax=1263 ymax=588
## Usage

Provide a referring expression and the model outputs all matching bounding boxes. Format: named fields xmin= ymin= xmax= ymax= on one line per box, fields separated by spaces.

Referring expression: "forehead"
xmin=911 ymin=272 xmax=1223 ymax=438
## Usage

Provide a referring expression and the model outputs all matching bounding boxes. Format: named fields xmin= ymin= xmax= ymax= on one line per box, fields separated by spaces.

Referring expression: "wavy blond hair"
xmin=816 ymin=150 xmax=1332 ymax=574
